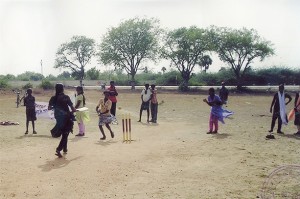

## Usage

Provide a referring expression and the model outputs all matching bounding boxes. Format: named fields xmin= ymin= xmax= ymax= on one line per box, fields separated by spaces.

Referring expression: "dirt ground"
xmin=0 ymin=89 xmax=299 ymax=199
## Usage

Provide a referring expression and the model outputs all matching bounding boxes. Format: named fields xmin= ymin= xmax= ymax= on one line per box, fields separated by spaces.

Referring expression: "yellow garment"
xmin=75 ymin=94 xmax=90 ymax=123
xmin=97 ymin=98 xmax=112 ymax=116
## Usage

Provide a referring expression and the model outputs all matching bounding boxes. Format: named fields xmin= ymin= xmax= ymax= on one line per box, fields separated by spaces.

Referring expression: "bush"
xmin=40 ymin=79 xmax=54 ymax=90
xmin=22 ymin=83 xmax=33 ymax=90
xmin=0 ymin=79 xmax=9 ymax=89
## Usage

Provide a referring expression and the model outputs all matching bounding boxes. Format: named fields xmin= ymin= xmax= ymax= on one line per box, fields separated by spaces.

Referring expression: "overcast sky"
xmin=0 ymin=0 xmax=299 ymax=76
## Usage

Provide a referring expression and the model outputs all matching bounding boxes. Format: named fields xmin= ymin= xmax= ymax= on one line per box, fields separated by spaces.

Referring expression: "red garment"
xmin=107 ymin=86 xmax=118 ymax=103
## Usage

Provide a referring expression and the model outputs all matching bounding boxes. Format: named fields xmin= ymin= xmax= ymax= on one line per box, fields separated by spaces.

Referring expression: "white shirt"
xmin=141 ymin=88 xmax=152 ymax=102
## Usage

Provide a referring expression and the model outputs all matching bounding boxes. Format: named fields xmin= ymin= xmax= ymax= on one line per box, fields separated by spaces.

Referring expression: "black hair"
xmin=76 ymin=86 xmax=85 ymax=106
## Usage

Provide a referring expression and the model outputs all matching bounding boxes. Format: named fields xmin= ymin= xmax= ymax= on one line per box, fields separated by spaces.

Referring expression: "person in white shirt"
xmin=138 ymin=84 xmax=152 ymax=123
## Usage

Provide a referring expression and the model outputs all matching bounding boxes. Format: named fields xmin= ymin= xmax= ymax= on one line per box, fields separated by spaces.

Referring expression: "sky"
xmin=0 ymin=0 xmax=299 ymax=76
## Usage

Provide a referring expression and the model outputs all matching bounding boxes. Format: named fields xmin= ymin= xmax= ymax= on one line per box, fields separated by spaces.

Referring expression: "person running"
xmin=75 ymin=86 xmax=89 ymax=136
xmin=138 ymin=84 xmax=152 ymax=123
xmin=48 ymin=83 xmax=76 ymax=158
xmin=219 ymin=82 xmax=229 ymax=105
xmin=24 ymin=88 xmax=37 ymax=134
xmin=203 ymin=87 xmax=233 ymax=134
xmin=267 ymin=84 xmax=292 ymax=139
xmin=293 ymin=92 xmax=300 ymax=136
xmin=96 ymin=90 xmax=115 ymax=140
xmin=150 ymin=84 xmax=158 ymax=123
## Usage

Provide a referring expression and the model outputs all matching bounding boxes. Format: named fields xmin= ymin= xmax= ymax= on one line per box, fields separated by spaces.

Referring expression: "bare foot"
xmin=100 ymin=136 xmax=106 ymax=140
xmin=110 ymin=131 xmax=114 ymax=138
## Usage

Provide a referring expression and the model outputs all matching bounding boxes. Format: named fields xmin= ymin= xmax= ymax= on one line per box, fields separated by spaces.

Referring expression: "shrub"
xmin=0 ymin=79 xmax=9 ymax=89
xmin=40 ymin=79 xmax=54 ymax=90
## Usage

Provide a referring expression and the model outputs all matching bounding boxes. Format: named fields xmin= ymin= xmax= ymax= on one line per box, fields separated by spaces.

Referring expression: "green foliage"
xmin=161 ymin=26 xmax=212 ymax=90
xmin=208 ymin=26 xmax=275 ymax=88
xmin=86 ymin=67 xmax=100 ymax=80
xmin=57 ymin=71 xmax=72 ymax=80
xmin=55 ymin=35 xmax=96 ymax=85
xmin=155 ymin=70 xmax=182 ymax=86
xmin=16 ymin=71 xmax=44 ymax=81
xmin=39 ymin=79 xmax=54 ymax=90
xmin=98 ymin=17 xmax=162 ymax=82
xmin=0 ymin=78 xmax=9 ymax=88
xmin=22 ymin=83 xmax=33 ymax=90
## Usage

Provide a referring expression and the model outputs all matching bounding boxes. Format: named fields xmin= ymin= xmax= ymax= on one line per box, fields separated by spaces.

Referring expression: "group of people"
xmin=138 ymin=83 xmax=158 ymax=123
xmin=266 ymin=84 xmax=300 ymax=139
xmin=22 ymin=81 xmax=299 ymax=158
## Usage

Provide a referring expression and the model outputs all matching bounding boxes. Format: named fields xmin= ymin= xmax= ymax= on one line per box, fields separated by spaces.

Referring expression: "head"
xmin=76 ymin=86 xmax=83 ymax=94
xmin=110 ymin=81 xmax=115 ymax=86
xmin=145 ymin=84 xmax=150 ymax=89
xmin=151 ymin=84 xmax=156 ymax=89
xmin=279 ymin=84 xmax=284 ymax=92
xmin=221 ymin=82 xmax=225 ymax=87
xmin=208 ymin=87 xmax=215 ymax=97
xmin=26 ymin=88 xmax=32 ymax=95
xmin=55 ymin=83 xmax=64 ymax=94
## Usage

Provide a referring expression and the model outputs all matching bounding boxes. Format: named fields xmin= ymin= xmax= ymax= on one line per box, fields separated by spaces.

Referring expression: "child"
xmin=267 ymin=84 xmax=292 ymax=139
xmin=75 ymin=86 xmax=89 ymax=136
xmin=138 ymin=84 xmax=152 ymax=123
xmin=96 ymin=90 xmax=115 ymax=140
xmin=203 ymin=87 xmax=233 ymax=134
xmin=24 ymin=88 xmax=37 ymax=134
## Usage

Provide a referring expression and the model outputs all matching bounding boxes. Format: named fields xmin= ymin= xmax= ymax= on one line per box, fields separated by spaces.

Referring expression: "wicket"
xmin=122 ymin=114 xmax=132 ymax=143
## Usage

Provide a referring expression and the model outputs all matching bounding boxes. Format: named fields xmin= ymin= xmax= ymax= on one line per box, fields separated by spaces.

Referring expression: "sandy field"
xmin=0 ymin=89 xmax=299 ymax=199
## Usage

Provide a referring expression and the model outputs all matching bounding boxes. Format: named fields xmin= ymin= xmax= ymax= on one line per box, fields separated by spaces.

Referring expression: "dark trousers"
xmin=110 ymin=102 xmax=117 ymax=116
xmin=151 ymin=102 xmax=158 ymax=122
xmin=270 ymin=112 xmax=282 ymax=132
xmin=56 ymin=131 xmax=69 ymax=152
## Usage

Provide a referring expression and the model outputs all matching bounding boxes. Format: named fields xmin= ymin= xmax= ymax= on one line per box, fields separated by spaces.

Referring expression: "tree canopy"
xmin=208 ymin=27 xmax=275 ymax=88
xmin=161 ymin=26 xmax=212 ymax=91
xmin=98 ymin=17 xmax=161 ymax=87
xmin=54 ymin=35 xmax=95 ymax=86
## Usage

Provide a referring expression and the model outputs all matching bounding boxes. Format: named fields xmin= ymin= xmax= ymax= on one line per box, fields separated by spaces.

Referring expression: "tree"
xmin=98 ymin=17 xmax=161 ymax=89
xmin=86 ymin=67 xmax=100 ymax=80
xmin=161 ymin=26 xmax=212 ymax=91
xmin=208 ymin=27 xmax=275 ymax=89
xmin=199 ymin=55 xmax=212 ymax=73
xmin=55 ymin=35 xmax=95 ymax=86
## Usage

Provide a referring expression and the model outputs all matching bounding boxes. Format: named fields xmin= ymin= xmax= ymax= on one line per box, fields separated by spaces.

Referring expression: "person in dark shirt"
xmin=266 ymin=84 xmax=292 ymax=139
xmin=294 ymin=92 xmax=300 ymax=136
xmin=48 ymin=83 xmax=76 ymax=158
xmin=24 ymin=88 xmax=37 ymax=134
xmin=219 ymin=82 xmax=229 ymax=105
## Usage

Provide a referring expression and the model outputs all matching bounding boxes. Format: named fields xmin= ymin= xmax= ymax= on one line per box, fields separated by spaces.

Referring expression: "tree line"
xmin=2 ymin=17 xmax=298 ymax=90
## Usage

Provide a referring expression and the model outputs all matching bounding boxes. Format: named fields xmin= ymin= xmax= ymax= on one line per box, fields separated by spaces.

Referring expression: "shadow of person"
xmin=38 ymin=156 xmax=82 ymax=172
xmin=16 ymin=134 xmax=53 ymax=139
xmin=95 ymin=140 xmax=118 ymax=146
xmin=212 ymin=133 xmax=231 ymax=139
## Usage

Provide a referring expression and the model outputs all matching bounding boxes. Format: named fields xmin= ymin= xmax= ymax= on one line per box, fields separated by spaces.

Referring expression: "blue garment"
xmin=208 ymin=95 xmax=233 ymax=124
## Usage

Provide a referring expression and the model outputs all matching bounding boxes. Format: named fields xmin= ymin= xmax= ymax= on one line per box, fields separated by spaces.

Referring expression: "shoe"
xmin=277 ymin=131 xmax=284 ymax=134
xmin=268 ymin=129 xmax=273 ymax=133
xmin=75 ymin=133 xmax=84 ymax=136
xmin=100 ymin=136 xmax=106 ymax=140
xmin=25 ymin=131 xmax=28 ymax=135
xmin=207 ymin=131 xmax=212 ymax=134
xmin=33 ymin=131 xmax=37 ymax=134
xmin=55 ymin=150 xmax=63 ymax=158
xmin=294 ymin=132 xmax=300 ymax=136
xmin=266 ymin=134 xmax=275 ymax=139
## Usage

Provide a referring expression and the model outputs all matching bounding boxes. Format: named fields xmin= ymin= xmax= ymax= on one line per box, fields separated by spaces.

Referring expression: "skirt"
xmin=98 ymin=114 xmax=116 ymax=126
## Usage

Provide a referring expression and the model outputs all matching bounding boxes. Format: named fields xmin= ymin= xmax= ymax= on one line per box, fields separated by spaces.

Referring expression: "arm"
xmin=285 ymin=94 xmax=292 ymax=105
xmin=295 ymin=93 xmax=299 ymax=107
xmin=270 ymin=94 xmax=276 ymax=113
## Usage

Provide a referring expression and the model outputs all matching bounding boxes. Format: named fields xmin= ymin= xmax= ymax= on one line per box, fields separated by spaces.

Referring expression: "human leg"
xmin=269 ymin=113 xmax=278 ymax=132
xmin=277 ymin=116 xmax=283 ymax=134
xmin=99 ymin=125 xmax=106 ymax=140
xmin=25 ymin=119 xmax=29 ymax=134
xmin=146 ymin=109 xmax=150 ymax=122
xmin=138 ymin=109 xmax=142 ymax=122
xmin=56 ymin=131 xmax=69 ymax=157
xmin=105 ymin=123 xmax=114 ymax=138
xmin=208 ymin=113 xmax=213 ymax=133
xmin=32 ymin=121 xmax=37 ymax=134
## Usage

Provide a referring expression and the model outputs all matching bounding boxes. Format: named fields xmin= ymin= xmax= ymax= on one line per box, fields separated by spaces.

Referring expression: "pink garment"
xmin=78 ymin=123 xmax=85 ymax=135
xmin=209 ymin=113 xmax=218 ymax=132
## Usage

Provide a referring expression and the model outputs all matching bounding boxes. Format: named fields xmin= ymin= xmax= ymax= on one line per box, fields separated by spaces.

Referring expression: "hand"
xmin=203 ymin=99 xmax=207 ymax=103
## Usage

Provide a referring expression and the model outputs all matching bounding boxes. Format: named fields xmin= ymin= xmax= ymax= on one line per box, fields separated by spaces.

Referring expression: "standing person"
xmin=24 ymin=88 xmax=37 ymax=134
xmin=138 ymin=84 xmax=152 ymax=123
xmin=267 ymin=84 xmax=292 ymax=139
xmin=293 ymin=92 xmax=300 ymax=136
xmin=150 ymin=84 xmax=158 ymax=123
xmin=48 ymin=83 xmax=76 ymax=158
xmin=219 ymin=82 xmax=229 ymax=105
xmin=203 ymin=87 xmax=233 ymax=134
xmin=96 ymin=90 xmax=115 ymax=140
xmin=75 ymin=86 xmax=89 ymax=136
xmin=107 ymin=81 xmax=118 ymax=116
